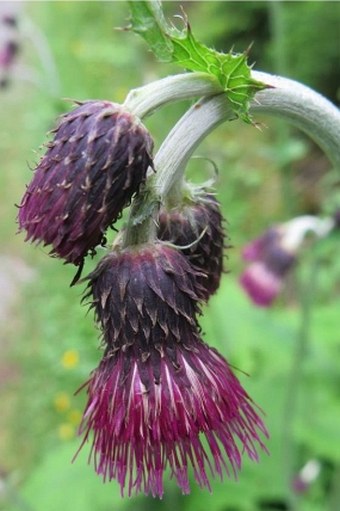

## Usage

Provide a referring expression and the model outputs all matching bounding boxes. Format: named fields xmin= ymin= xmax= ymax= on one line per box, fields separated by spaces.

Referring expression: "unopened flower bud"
xmin=158 ymin=192 xmax=226 ymax=300
xmin=18 ymin=101 xmax=153 ymax=266
xmin=240 ymin=215 xmax=333 ymax=307
xmin=240 ymin=227 xmax=296 ymax=307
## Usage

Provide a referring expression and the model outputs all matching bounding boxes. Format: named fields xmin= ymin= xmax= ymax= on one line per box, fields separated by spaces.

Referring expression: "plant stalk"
xmin=251 ymin=71 xmax=340 ymax=170
xmin=124 ymin=71 xmax=339 ymax=242
xmin=282 ymin=261 xmax=318 ymax=511
xmin=151 ymin=72 xmax=340 ymax=202
xmin=123 ymin=70 xmax=340 ymax=173
xmin=123 ymin=72 xmax=222 ymax=118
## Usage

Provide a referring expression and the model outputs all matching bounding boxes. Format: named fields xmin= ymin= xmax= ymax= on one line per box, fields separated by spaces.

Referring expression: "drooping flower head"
xmin=240 ymin=216 xmax=334 ymax=307
xmin=77 ymin=243 xmax=267 ymax=497
xmin=17 ymin=101 xmax=153 ymax=266
xmin=240 ymin=227 xmax=295 ymax=307
xmin=157 ymin=191 xmax=226 ymax=300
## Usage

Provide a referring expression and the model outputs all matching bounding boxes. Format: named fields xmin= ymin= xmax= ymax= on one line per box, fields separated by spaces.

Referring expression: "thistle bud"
xmin=240 ymin=227 xmax=295 ymax=307
xmin=157 ymin=193 xmax=226 ymax=300
xmin=240 ymin=215 xmax=333 ymax=307
xmin=77 ymin=243 xmax=267 ymax=497
xmin=17 ymin=101 xmax=153 ymax=265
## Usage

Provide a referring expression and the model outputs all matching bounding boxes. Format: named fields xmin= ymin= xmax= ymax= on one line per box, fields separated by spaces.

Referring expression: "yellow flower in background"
xmin=61 ymin=349 xmax=79 ymax=369
xmin=68 ymin=409 xmax=82 ymax=426
xmin=58 ymin=423 xmax=75 ymax=441
xmin=54 ymin=392 xmax=71 ymax=413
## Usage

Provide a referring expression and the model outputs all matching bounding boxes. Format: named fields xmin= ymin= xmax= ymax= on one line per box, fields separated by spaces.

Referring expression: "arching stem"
xmin=124 ymin=71 xmax=339 ymax=239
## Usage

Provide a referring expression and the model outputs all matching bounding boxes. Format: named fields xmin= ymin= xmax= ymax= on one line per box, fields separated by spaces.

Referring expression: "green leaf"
xmin=128 ymin=0 xmax=267 ymax=124
xmin=128 ymin=0 xmax=173 ymax=62
xmin=171 ymin=24 xmax=265 ymax=123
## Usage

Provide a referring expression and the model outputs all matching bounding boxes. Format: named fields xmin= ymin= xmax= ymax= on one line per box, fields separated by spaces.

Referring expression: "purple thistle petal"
xmin=240 ymin=262 xmax=282 ymax=307
xmin=78 ymin=342 xmax=268 ymax=497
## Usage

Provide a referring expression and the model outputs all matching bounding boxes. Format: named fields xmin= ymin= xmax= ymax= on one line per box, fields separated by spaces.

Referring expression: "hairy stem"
xmin=123 ymin=72 xmax=222 ymax=118
xmin=124 ymin=70 xmax=339 ymax=242
xmin=122 ymin=189 xmax=159 ymax=248
xmin=153 ymin=94 xmax=234 ymax=198
xmin=150 ymin=71 xmax=339 ymax=202
xmin=251 ymin=71 xmax=340 ymax=170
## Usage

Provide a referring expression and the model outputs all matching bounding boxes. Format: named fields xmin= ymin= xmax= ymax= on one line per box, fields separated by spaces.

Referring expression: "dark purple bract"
xmin=18 ymin=101 xmax=153 ymax=265
xmin=158 ymin=193 xmax=226 ymax=300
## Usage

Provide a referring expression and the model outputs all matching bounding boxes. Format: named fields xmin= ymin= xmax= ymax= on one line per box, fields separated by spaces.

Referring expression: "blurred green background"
xmin=0 ymin=2 xmax=339 ymax=511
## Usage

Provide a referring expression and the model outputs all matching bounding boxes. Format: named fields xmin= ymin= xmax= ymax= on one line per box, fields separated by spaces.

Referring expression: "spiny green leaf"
xmin=128 ymin=0 xmax=173 ymax=62
xmin=170 ymin=24 xmax=266 ymax=123
xmin=128 ymin=1 xmax=268 ymax=124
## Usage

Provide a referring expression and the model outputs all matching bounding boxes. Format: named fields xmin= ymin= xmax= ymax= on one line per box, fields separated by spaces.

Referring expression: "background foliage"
xmin=0 ymin=2 xmax=339 ymax=511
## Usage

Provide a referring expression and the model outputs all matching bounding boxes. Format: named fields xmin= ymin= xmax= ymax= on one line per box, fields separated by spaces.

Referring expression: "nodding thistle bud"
xmin=240 ymin=215 xmax=334 ymax=307
xmin=240 ymin=227 xmax=295 ymax=307
xmin=157 ymin=192 xmax=226 ymax=300
xmin=17 ymin=101 xmax=153 ymax=266
xmin=77 ymin=243 xmax=267 ymax=497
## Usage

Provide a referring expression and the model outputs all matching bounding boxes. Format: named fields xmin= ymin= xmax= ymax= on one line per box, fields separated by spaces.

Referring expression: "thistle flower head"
xmin=77 ymin=243 xmax=267 ymax=497
xmin=17 ymin=101 xmax=153 ymax=266
xmin=0 ymin=40 xmax=18 ymax=68
xmin=157 ymin=192 xmax=226 ymax=300
xmin=240 ymin=227 xmax=295 ymax=307
xmin=240 ymin=215 xmax=334 ymax=307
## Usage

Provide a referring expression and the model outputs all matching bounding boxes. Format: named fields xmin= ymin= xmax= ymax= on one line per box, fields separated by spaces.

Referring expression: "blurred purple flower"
xmin=77 ymin=243 xmax=268 ymax=497
xmin=292 ymin=459 xmax=321 ymax=494
xmin=242 ymin=228 xmax=280 ymax=262
xmin=0 ymin=40 xmax=19 ymax=68
xmin=240 ymin=216 xmax=334 ymax=307
xmin=0 ymin=7 xmax=20 ymax=88
xmin=18 ymin=101 xmax=153 ymax=267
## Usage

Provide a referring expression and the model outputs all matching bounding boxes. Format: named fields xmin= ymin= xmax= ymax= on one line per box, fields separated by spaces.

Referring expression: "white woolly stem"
xmin=123 ymin=72 xmax=222 ymax=118
xmin=281 ymin=215 xmax=335 ymax=252
xmin=251 ymin=71 xmax=340 ymax=170
xmin=153 ymin=94 xmax=234 ymax=198
xmin=151 ymin=71 xmax=340 ymax=201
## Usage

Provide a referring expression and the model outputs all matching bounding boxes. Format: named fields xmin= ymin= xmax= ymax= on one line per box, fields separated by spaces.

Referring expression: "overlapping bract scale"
xmin=158 ymin=193 xmax=226 ymax=300
xmin=18 ymin=101 xmax=153 ymax=265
